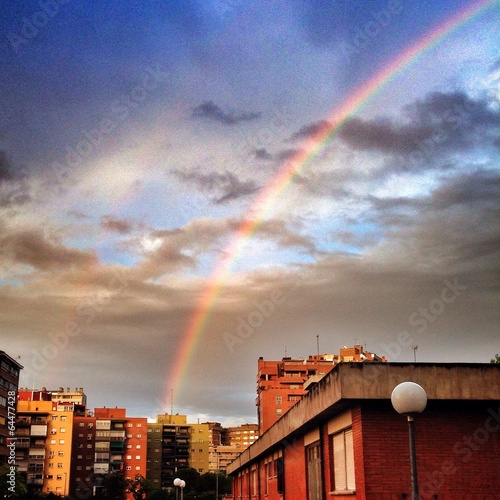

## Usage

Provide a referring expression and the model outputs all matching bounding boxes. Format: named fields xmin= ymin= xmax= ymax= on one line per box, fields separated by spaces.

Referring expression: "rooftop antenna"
xmin=316 ymin=335 xmax=320 ymax=357
xmin=412 ymin=345 xmax=418 ymax=363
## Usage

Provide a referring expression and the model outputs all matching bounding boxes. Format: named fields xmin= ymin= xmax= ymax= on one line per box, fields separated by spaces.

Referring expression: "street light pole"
xmin=173 ymin=478 xmax=185 ymax=500
xmin=215 ymin=447 xmax=219 ymax=500
xmin=391 ymin=381 xmax=427 ymax=500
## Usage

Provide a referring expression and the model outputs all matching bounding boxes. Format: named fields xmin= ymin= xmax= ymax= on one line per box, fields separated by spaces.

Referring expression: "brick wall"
xmin=360 ymin=400 xmax=500 ymax=499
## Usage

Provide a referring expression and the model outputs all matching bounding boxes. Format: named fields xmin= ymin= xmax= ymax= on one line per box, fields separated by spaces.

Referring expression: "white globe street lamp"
xmin=391 ymin=382 xmax=427 ymax=500
xmin=173 ymin=478 xmax=186 ymax=500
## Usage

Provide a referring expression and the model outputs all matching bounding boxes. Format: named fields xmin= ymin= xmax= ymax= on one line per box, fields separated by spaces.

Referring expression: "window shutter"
xmin=333 ymin=433 xmax=346 ymax=490
xmin=345 ymin=429 xmax=355 ymax=490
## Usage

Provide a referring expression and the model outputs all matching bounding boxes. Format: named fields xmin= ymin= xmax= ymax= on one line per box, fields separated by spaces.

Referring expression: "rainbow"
xmin=165 ymin=0 xmax=497 ymax=410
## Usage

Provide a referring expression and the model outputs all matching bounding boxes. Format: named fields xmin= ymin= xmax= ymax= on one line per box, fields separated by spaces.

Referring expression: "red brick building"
xmin=228 ymin=363 xmax=500 ymax=499
xmin=257 ymin=347 xmax=385 ymax=434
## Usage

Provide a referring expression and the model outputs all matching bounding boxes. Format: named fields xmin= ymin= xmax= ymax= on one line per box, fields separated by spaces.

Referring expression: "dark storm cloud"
xmin=338 ymin=117 xmax=433 ymax=154
xmin=192 ymin=101 xmax=261 ymax=125
xmin=338 ymin=91 xmax=500 ymax=159
xmin=368 ymin=169 xmax=500 ymax=269
xmin=172 ymin=169 xmax=260 ymax=204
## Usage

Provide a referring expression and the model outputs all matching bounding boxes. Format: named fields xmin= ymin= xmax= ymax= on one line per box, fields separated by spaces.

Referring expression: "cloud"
xmin=0 ymin=152 xmax=31 ymax=207
xmin=133 ymin=215 xmax=318 ymax=280
xmin=254 ymin=148 xmax=273 ymax=161
xmin=101 ymin=216 xmax=133 ymax=234
xmin=0 ymin=229 xmax=97 ymax=271
xmin=192 ymin=101 xmax=261 ymax=125
xmin=337 ymin=91 xmax=499 ymax=161
xmin=172 ymin=169 xmax=260 ymax=204
xmin=0 ymin=152 xmax=14 ymax=182
xmin=338 ymin=116 xmax=432 ymax=154
xmin=288 ymin=120 xmax=332 ymax=142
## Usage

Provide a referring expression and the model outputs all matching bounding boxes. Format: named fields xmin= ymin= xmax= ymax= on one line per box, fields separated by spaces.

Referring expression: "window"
xmin=77 ymin=466 xmax=82 ymax=471
xmin=61 ymin=416 xmax=67 ymax=421
xmin=332 ymin=429 xmax=355 ymax=492
xmin=59 ymin=439 xmax=65 ymax=445
xmin=135 ymin=455 xmax=141 ymax=460
xmin=57 ymin=464 xmax=63 ymax=469
xmin=126 ymin=466 xmax=132 ymax=471
xmin=88 ymin=424 xmax=93 ymax=429
xmin=136 ymin=434 xmax=142 ymax=438
xmin=52 ymin=416 xmax=58 ymax=421
xmin=58 ymin=451 xmax=64 ymax=456
xmin=276 ymin=408 xmax=282 ymax=416
xmin=275 ymin=396 xmax=282 ymax=404
xmin=136 ymin=423 xmax=142 ymax=427
xmin=275 ymin=456 xmax=284 ymax=494
xmin=126 ymin=455 xmax=132 ymax=460
xmin=135 ymin=466 xmax=141 ymax=470
xmin=306 ymin=442 xmax=322 ymax=500
xmin=50 ymin=439 xmax=56 ymax=445
xmin=79 ymin=422 xmax=84 ymax=427
xmin=60 ymin=427 xmax=66 ymax=432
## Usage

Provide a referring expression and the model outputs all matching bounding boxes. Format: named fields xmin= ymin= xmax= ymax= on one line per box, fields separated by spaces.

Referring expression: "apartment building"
xmin=15 ymin=399 xmax=78 ymax=496
xmin=256 ymin=346 xmax=385 ymax=433
xmin=0 ymin=351 xmax=22 ymax=465
xmin=147 ymin=414 xmax=190 ymax=488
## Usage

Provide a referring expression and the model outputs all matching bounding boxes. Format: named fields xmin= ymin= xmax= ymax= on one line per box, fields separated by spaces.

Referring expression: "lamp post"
xmin=391 ymin=382 xmax=427 ymax=500
xmin=173 ymin=478 xmax=185 ymax=500
xmin=215 ymin=447 xmax=219 ymax=500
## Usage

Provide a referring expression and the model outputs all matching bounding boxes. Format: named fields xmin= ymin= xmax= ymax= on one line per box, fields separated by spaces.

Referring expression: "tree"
xmin=491 ymin=354 xmax=500 ymax=363
xmin=125 ymin=474 xmax=155 ymax=500
xmin=96 ymin=473 xmax=127 ymax=500
xmin=0 ymin=465 xmax=27 ymax=499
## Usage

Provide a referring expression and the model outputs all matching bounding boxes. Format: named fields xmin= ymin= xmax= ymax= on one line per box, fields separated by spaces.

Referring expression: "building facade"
xmin=0 ymin=351 xmax=22 ymax=465
xmin=229 ymin=363 xmax=500 ymax=499
xmin=147 ymin=414 xmax=190 ymax=488
xmin=15 ymin=399 xmax=78 ymax=496
xmin=257 ymin=346 xmax=384 ymax=433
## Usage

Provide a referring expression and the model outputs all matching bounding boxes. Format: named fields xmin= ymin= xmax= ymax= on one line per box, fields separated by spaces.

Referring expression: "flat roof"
xmin=0 ymin=351 xmax=24 ymax=370
xmin=227 ymin=363 xmax=500 ymax=474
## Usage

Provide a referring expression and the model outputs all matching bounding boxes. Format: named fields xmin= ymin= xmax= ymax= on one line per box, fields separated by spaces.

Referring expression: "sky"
xmin=0 ymin=0 xmax=499 ymax=426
